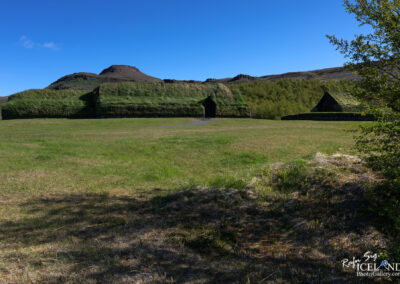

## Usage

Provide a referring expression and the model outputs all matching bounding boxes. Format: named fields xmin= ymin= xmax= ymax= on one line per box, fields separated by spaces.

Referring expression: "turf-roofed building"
xmin=281 ymin=91 xmax=373 ymax=121
xmin=1 ymin=89 xmax=95 ymax=119
xmin=95 ymin=82 xmax=249 ymax=118
xmin=0 ymin=82 xmax=249 ymax=119
xmin=311 ymin=91 xmax=364 ymax=112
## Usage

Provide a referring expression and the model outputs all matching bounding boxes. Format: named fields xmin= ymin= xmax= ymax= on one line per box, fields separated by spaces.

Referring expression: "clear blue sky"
xmin=0 ymin=0 xmax=368 ymax=96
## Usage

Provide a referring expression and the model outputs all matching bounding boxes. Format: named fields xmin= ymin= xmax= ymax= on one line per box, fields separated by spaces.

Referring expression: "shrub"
xmin=328 ymin=0 xmax=400 ymax=237
xmin=273 ymin=160 xmax=311 ymax=193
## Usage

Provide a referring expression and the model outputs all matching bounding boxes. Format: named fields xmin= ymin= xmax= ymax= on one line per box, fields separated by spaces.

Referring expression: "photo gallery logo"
xmin=342 ymin=251 xmax=400 ymax=277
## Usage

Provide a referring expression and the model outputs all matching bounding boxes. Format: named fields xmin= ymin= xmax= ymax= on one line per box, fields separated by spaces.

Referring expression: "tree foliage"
xmin=328 ymin=0 xmax=400 ymax=111
xmin=328 ymin=0 xmax=400 ymax=230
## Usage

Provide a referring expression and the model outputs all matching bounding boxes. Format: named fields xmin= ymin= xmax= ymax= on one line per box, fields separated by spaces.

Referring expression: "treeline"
xmin=229 ymin=79 xmax=354 ymax=119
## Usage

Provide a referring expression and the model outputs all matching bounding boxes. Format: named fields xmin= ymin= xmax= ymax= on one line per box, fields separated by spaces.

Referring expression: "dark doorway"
xmin=202 ymin=96 xmax=216 ymax=117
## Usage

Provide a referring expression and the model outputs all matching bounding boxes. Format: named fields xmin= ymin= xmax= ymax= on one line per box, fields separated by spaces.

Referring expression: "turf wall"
xmin=281 ymin=112 xmax=375 ymax=121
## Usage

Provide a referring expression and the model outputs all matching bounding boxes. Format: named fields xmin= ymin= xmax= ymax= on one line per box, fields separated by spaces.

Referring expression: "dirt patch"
xmin=159 ymin=120 xmax=212 ymax=128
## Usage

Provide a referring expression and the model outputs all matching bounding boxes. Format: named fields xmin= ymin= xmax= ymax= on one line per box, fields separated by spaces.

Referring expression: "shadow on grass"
xmin=0 ymin=183 xmax=388 ymax=283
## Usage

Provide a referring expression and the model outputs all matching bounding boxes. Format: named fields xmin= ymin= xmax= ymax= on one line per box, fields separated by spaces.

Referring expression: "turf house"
xmin=0 ymin=82 xmax=250 ymax=119
xmin=311 ymin=91 xmax=363 ymax=112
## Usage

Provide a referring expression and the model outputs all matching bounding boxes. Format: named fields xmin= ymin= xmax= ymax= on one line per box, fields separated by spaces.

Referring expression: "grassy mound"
xmin=1 ymin=89 xmax=95 ymax=119
xmin=95 ymin=82 xmax=249 ymax=117
xmin=281 ymin=112 xmax=375 ymax=121
xmin=229 ymin=79 xmax=354 ymax=119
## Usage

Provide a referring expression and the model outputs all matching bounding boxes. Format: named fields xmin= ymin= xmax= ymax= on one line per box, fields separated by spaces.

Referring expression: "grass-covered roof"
xmin=96 ymin=82 xmax=246 ymax=105
xmin=329 ymin=92 xmax=361 ymax=108
xmin=8 ymin=89 xmax=88 ymax=101
xmin=2 ymin=89 xmax=95 ymax=119
xmin=312 ymin=91 xmax=365 ymax=112
xmin=96 ymin=82 xmax=249 ymax=117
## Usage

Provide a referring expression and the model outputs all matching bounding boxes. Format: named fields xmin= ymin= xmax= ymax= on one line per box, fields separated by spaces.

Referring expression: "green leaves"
xmin=328 ymin=0 xmax=400 ymax=111
xmin=330 ymin=0 xmax=400 ymax=235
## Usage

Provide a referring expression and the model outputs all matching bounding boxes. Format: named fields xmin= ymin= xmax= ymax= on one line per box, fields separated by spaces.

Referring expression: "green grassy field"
xmin=1 ymin=118 xmax=381 ymax=283
xmin=0 ymin=118 xmax=358 ymax=196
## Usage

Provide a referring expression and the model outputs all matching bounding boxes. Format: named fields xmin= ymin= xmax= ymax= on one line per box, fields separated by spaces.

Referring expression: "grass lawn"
xmin=1 ymin=118 xmax=378 ymax=283
xmin=0 ymin=118 xmax=359 ymax=196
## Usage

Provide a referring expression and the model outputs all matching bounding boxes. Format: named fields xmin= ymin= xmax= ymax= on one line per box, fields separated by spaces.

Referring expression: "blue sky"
xmin=0 ymin=0 xmax=368 ymax=96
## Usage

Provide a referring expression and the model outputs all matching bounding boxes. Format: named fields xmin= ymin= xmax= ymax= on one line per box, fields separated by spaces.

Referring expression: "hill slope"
xmin=47 ymin=65 xmax=358 ymax=91
xmin=99 ymin=65 xmax=161 ymax=82
xmin=47 ymin=65 xmax=162 ymax=90
xmin=206 ymin=67 xmax=359 ymax=84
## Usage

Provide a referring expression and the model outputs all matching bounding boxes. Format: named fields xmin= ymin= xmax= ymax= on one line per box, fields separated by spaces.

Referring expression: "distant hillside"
xmin=206 ymin=66 xmax=359 ymax=84
xmin=46 ymin=65 xmax=358 ymax=91
xmin=0 ymin=96 xmax=8 ymax=103
xmin=47 ymin=65 xmax=162 ymax=90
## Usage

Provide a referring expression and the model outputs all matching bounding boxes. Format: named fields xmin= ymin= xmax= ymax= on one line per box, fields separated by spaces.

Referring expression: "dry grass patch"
xmin=0 ymin=154 xmax=394 ymax=283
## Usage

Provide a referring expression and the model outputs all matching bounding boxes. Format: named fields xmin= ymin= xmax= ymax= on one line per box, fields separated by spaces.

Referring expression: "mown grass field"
xmin=0 ymin=118 xmax=357 ymax=196
xmin=1 ymin=118 xmax=381 ymax=283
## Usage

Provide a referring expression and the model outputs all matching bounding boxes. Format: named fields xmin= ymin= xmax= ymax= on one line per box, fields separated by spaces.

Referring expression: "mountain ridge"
xmin=0 ymin=65 xmax=359 ymax=95
xmin=205 ymin=66 xmax=359 ymax=84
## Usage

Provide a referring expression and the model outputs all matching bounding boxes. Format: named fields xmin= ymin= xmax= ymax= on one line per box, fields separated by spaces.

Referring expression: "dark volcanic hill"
xmin=47 ymin=65 xmax=162 ymax=90
xmin=99 ymin=65 xmax=161 ymax=82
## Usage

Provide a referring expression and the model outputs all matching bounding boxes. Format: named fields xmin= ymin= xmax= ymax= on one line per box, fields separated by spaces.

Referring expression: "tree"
xmin=328 ymin=0 xmax=400 ymax=108
xmin=328 ymin=0 xmax=400 ymax=229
